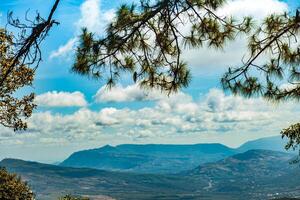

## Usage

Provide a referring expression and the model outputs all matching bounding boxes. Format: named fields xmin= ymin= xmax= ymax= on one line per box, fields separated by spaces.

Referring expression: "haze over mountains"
xmin=60 ymin=136 xmax=291 ymax=173
xmin=1 ymin=149 xmax=299 ymax=200
xmin=60 ymin=143 xmax=236 ymax=173
xmin=1 ymin=136 xmax=299 ymax=200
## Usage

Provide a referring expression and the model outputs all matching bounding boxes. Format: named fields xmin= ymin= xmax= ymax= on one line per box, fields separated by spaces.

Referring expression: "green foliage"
xmin=282 ymin=123 xmax=300 ymax=151
xmin=221 ymin=10 xmax=300 ymax=156
xmin=72 ymin=2 xmax=300 ymax=158
xmin=0 ymin=28 xmax=36 ymax=131
xmin=73 ymin=0 xmax=252 ymax=94
xmin=2 ymin=152 xmax=298 ymax=200
xmin=281 ymin=123 xmax=300 ymax=163
xmin=0 ymin=168 xmax=34 ymax=200
xmin=222 ymin=11 xmax=300 ymax=101
xmin=0 ymin=1 xmax=60 ymax=131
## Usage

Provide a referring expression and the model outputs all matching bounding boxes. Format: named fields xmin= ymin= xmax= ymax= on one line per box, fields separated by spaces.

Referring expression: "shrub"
xmin=0 ymin=168 xmax=34 ymax=199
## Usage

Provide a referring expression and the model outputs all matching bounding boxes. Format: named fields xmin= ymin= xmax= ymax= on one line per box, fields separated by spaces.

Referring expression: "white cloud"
xmin=218 ymin=0 xmax=288 ymax=18
xmin=94 ymin=84 xmax=166 ymax=103
xmin=203 ymin=89 xmax=264 ymax=112
xmin=2 ymin=87 xmax=300 ymax=164
xmin=2 ymin=87 xmax=299 ymax=151
xmin=96 ymin=108 xmax=120 ymax=125
xmin=1 ymin=0 xmax=297 ymax=162
xmin=184 ymin=0 xmax=288 ymax=73
xmin=35 ymin=91 xmax=88 ymax=107
xmin=76 ymin=0 xmax=102 ymax=33
xmin=50 ymin=0 xmax=115 ymax=59
xmin=49 ymin=38 xmax=77 ymax=59
xmin=94 ymin=83 xmax=196 ymax=104
xmin=76 ymin=0 xmax=115 ymax=34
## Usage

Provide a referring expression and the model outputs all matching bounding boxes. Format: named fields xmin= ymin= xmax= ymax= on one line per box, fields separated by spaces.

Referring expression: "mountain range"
xmin=1 ymin=136 xmax=299 ymax=199
xmin=60 ymin=143 xmax=236 ymax=173
xmin=60 ymin=136 xmax=292 ymax=173
xmin=1 ymin=149 xmax=300 ymax=200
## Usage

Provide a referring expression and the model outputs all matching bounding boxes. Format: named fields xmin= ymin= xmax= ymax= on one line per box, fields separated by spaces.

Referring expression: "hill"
xmin=189 ymin=150 xmax=299 ymax=199
xmin=0 ymin=158 xmax=204 ymax=200
xmin=60 ymin=136 xmax=294 ymax=174
xmin=237 ymin=136 xmax=291 ymax=153
xmin=60 ymin=143 xmax=236 ymax=173
xmin=2 ymin=150 xmax=300 ymax=200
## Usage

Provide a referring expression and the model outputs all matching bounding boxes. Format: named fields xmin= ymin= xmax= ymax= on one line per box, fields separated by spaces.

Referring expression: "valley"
xmin=1 ymin=137 xmax=300 ymax=200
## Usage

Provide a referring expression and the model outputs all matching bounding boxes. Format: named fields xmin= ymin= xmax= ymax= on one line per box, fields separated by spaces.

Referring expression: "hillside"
xmin=0 ymin=158 xmax=203 ymax=200
xmin=189 ymin=150 xmax=299 ymax=199
xmin=60 ymin=136 xmax=293 ymax=174
xmin=237 ymin=136 xmax=291 ymax=153
xmin=60 ymin=143 xmax=236 ymax=173
xmin=2 ymin=150 xmax=300 ymax=200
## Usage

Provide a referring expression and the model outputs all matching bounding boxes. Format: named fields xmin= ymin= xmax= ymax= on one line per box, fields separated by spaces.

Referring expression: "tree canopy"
xmin=73 ymin=0 xmax=300 ymax=153
xmin=0 ymin=0 xmax=60 ymax=130
xmin=0 ymin=168 xmax=34 ymax=200
xmin=222 ymin=11 xmax=300 ymax=101
xmin=0 ymin=28 xmax=36 ymax=130
xmin=1 ymin=0 xmax=300 ymax=153
xmin=221 ymin=10 xmax=300 ymax=151
xmin=72 ymin=0 xmax=252 ymax=93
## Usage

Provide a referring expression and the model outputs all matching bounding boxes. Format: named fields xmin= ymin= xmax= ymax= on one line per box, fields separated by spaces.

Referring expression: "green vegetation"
xmin=1 ymin=1 xmax=299 ymax=199
xmin=0 ymin=29 xmax=35 ymax=131
xmin=0 ymin=168 xmax=34 ymax=200
xmin=73 ymin=0 xmax=251 ymax=93
xmin=0 ymin=0 xmax=60 ymax=130
xmin=1 ymin=0 xmax=300 ymax=154
xmin=72 ymin=0 xmax=300 ymax=155
xmin=1 ymin=150 xmax=299 ymax=200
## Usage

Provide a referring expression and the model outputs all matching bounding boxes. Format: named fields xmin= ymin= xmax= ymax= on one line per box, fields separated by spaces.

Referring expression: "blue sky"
xmin=0 ymin=0 xmax=299 ymax=163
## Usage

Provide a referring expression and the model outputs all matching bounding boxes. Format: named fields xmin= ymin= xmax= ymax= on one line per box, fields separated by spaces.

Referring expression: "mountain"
xmin=188 ymin=150 xmax=299 ymax=199
xmin=0 ymin=158 xmax=204 ymax=200
xmin=60 ymin=136 xmax=294 ymax=174
xmin=237 ymin=136 xmax=291 ymax=153
xmin=2 ymin=150 xmax=300 ymax=200
xmin=60 ymin=143 xmax=236 ymax=173
xmin=190 ymin=150 xmax=294 ymax=178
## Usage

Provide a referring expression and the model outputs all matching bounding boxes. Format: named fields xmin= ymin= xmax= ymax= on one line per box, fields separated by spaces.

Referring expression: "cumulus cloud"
xmin=50 ymin=38 xmax=77 ymax=59
xmin=204 ymin=89 xmax=260 ymax=112
xmin=35 ymin=91 xmax=88 ymax=107
xmin=76 ymin=0 xmax=115 ymax=34
xmin=94 ymin=84 xmax=167 ymax=103
xmin=76 ymin=0 xmax=102 ymax=33
xmin=3 ymin=87 xmax=299 ymax=150
xmin=2 ymin=0 xmax=296 ymax=152
xmin=94 ymin=83 xmax=196 ymax=104
xmin=218 ymin=0 xmax=288 ymax=18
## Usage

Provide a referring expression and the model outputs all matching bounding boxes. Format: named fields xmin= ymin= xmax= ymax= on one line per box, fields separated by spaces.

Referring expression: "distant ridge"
xmin=59 ymin=136 xmax=293 ymax=173
xmin=1 ymin=149 xmax=300 ymax=200
xmin=237 ymin=136 xmax=291 ymax=153
xmin=60 ymin=143 xmax=236 ymax=173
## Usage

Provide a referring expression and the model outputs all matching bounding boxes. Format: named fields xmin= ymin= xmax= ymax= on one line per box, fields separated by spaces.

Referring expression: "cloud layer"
xmin=1 ymin=0 xmax=295 ymax=163
xmin=3 ymin=88 xmax=299 ymax=148
xmin=35 ymin=91 xmax=88 ymax=107
xmin=94 ymin=84 xmax=168 ymax=103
